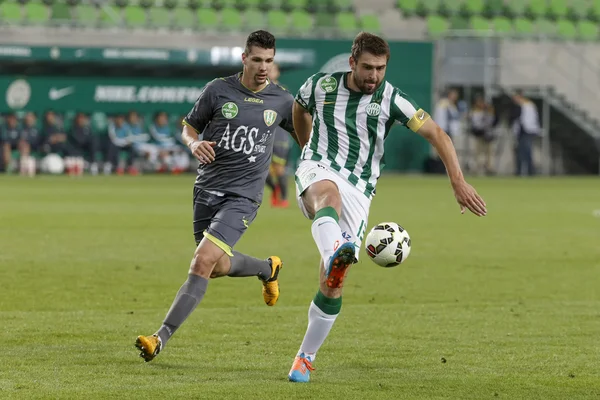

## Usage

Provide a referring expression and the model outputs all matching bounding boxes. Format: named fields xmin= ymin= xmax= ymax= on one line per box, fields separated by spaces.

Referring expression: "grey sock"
xmin=156 ymin=274 xmax=208 ymax=346
xmin=227 ymin=251 xmax=273 ymax=281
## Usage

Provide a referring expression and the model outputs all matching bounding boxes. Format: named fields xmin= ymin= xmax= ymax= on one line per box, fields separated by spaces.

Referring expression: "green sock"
xmin=313 ymin=290 xmax=342 ymax=315
xmin=296 ymin=290 xmax=342 ymax=360
xmin=314 ymin=206 xmax=339 ymax=223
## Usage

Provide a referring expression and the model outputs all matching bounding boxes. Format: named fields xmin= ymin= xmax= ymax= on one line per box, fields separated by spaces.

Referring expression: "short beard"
xmin=353 ymin=74 xmax=377 ymax=94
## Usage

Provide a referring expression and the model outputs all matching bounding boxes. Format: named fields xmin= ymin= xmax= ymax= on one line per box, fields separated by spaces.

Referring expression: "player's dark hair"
xmin=244 ymin=30 xmax=276 ymax=55
xmin=351 ymin=32 xmax=390 ymax=62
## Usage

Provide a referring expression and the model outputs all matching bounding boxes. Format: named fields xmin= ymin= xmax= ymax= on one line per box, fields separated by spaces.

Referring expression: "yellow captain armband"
xmin=406 ymin=109 xmax=430 ymax=132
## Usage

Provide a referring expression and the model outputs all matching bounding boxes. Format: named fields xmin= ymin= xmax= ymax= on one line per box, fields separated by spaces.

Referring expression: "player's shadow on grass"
xmin=136 ymin=362 xmax=198 ymax=370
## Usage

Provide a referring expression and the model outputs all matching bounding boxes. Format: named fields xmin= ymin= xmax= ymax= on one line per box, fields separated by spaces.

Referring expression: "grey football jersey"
xmin=184 ymin=73 xmax=295 ymax=202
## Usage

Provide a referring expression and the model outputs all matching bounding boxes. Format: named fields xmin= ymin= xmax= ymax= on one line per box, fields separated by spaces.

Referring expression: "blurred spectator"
xmin=41 ymin=110 xmax=75 ymax=157
xmin=127 ymin=110 xmax=155 ymax=169
xmin=127 ymin=111 xmax=148 ymax=143
xmin=107 ymin=113 xmax=136 ymax=175
xmin=18 ymin=112 xmax=40 ymax=176
xmin=69 ymin=112 xmax=101 ymax=175
xmin=20 ymin=112 xmax=41 ymax=153
xmin=511 ymin=90 xmax=541 ymax=176
xmin=469 ymin=94 xmax=496 ymax=176
xmin=425 ymin=88 xmax=461 ymax=174
xmin=1 ymin=113 xmax=21 ymax=172
xmin=149 ymin=111 xmax=185 ymax=173
xmin=434 ymin=88 xmax=461 ymax=139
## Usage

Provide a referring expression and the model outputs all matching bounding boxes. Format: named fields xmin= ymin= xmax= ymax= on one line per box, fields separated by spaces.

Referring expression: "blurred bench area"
xmin=1 ymin=108 xmax=191 ymax=176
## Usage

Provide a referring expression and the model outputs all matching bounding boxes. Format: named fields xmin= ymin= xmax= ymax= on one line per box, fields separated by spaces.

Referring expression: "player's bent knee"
xmin=189 ymin=255 xmax=215 ymax=278
xmin=317 ymin=192 xmax=342 ymax=218
xmin=189 ymin=237 xmax=228 ymax=278
xmin=303 ymin=180 xmax=342 ymax=217
xmin=209 ymin=255 xmax=232 ymax=279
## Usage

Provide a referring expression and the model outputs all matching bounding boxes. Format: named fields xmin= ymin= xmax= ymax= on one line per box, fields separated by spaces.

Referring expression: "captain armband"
xmin=406 ymin=109 xmax=430 ymax=132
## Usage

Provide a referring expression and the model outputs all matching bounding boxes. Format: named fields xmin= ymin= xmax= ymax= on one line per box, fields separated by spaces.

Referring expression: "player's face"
xmin=242 ymin=46 xmax=275 ymax=88
xmin=350 ymin=52 xmax=388 ymax=95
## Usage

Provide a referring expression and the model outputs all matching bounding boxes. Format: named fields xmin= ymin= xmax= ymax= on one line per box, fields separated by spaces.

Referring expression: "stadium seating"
xmin=396 ymin=0 xmax=600 ymax=41
xmin=0 ymin=0 xmax=376 ymax=38
xmin=427 ymin=14 xmax=449 ymax=37
xmin=0 ymin=0 xmax=598 ymax=41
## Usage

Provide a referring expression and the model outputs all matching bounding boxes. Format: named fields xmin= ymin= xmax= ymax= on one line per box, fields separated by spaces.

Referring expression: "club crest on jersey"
xmin=263 ymin=109 xmax=277 ymax=127
xmin=222 ymin=102 xmax=238 ymax=119
xmin=366 ymin=103 xmax=381 ymax=117
xmin=320 ymin=76 xmax=338 ymax=93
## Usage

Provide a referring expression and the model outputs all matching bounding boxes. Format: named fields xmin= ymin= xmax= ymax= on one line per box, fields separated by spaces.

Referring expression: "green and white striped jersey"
xmin=295 ymin=71 xmax=430 ymax=199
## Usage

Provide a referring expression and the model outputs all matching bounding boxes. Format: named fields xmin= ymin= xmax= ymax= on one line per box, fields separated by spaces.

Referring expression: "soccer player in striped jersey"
xmin=288 ymin=32 xmax=487 ymax=383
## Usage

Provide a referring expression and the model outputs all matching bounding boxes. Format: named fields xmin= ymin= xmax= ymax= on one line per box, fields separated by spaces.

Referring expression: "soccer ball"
xmin=364 ymin=222 xmax=411 ymax=268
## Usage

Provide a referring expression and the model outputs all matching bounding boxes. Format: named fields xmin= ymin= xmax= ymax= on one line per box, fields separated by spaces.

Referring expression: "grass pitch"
xmin=1 ymin=174 xmax=599 ymax=399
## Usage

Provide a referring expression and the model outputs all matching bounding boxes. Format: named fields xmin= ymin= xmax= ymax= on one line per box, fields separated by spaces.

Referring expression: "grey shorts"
xmin=192 ymin=186 xmax=259 ymax=255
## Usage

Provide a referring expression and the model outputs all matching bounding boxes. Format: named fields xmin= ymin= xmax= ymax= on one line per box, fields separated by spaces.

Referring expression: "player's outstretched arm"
xmin=416 ymin=118 xmax=487 ymax=217
xmin=181 ymin=124 xmax=216 ymax=164
xmin=292 ymin=101 xmax=312 ymax=149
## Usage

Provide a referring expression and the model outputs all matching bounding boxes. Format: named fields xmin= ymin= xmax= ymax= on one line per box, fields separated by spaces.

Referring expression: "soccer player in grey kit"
xmin=135 ymin=30 xmax=298 ymax=362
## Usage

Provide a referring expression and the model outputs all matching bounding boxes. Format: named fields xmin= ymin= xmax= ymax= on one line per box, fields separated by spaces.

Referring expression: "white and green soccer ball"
xmin=365 ymin=222 xmax=411 ymax=268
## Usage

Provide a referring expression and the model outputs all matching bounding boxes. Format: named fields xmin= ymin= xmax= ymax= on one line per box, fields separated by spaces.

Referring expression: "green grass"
xmin=1 ymin=175 xmax=599 ymax=399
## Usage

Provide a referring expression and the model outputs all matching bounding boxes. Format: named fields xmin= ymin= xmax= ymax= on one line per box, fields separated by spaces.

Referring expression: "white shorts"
xmin=295 ymin=160 xmax=371 ymax=260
